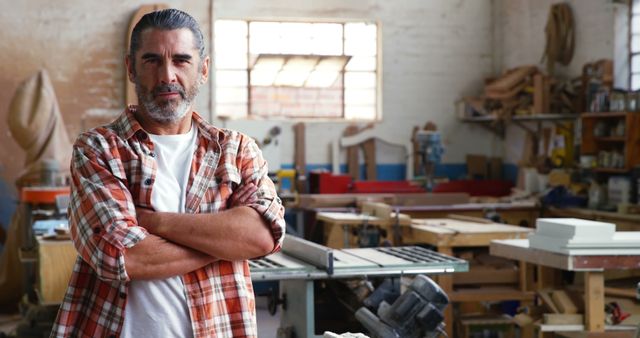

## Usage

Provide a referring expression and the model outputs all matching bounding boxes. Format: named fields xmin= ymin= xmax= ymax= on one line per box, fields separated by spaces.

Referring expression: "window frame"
xmin=212 ymin=18 xmax=382 ymax=122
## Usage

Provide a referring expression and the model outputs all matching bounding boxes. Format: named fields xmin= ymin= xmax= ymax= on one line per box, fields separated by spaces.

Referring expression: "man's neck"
xmin=134 ymin=107 xmax=193 ymax=135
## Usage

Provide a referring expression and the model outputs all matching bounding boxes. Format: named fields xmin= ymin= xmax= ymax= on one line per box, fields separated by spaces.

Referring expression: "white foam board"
xmin=529 ymin=233 xmax=640 ymax=253
xmin=535 ymin=218 xmax=615 ymax=240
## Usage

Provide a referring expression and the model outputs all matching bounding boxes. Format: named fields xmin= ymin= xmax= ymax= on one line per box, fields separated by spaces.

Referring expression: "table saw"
xmin=251 ymin=236 xmax=468 ymax=337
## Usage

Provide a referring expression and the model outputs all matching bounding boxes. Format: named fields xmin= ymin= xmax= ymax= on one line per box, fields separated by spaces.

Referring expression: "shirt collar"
xmin=113 ymin=105 xmax=226 ymax=144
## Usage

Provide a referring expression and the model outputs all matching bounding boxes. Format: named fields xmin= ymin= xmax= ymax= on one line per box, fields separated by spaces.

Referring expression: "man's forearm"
xmin=124 ymin=233 xmax=217 ymax=280
xmin=140 ymin=206 xmax=275 ymax=261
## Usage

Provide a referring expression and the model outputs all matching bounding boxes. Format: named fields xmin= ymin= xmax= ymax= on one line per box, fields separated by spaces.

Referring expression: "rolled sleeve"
xmin=70 ymin=134 xmax=147 ymax=282
xmin=239 ymin=137 xmax=286 ymax=253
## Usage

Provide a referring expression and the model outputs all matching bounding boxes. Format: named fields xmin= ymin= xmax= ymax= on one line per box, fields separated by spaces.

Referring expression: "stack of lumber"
xmin=529 ymin=218 xmax=640 ymax=255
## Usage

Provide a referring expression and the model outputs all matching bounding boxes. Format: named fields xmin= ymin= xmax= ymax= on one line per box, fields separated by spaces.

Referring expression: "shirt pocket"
xmin=199 ymin=167 xmax=241 ymax=213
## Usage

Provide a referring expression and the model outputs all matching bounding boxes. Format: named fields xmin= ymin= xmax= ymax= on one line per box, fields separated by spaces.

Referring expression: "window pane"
xmin=345 ymin=38 xmax=377 ymax=56
xmin=306 ymin=71 xmax=340 ymax=87
xmin=249 ymin=22 xmax=284 ymax=54
xmin=215 ymin=20 xmax=247 ymax=37
xmin=345 ymin=23 xmax=377 ymax=41
xmin=632 ymin=74 xmax=640 ymax=91
xmin=345 ymin=105 xmax=376 ymax=120
xmin=633 ymin=0 xmax=640 ymax=15
xmin=250 ymin=70 xmax=278 ymax=86
xmin=345 ymin=88 xmax=375 ymax=105
xmin=215 ymin=51 xmax=248 ymax=69
xmin=633 ymin=15 xmax=640 ymax=34
xmin=632 ymin=55 xmax=640 ymax=73
xmin=633 ymin=34 xmax=640 ymax=53
xmin=311 ymin=23 xmax=343 ymax=55
xmin=280 ymin=23 xmax=313 ymax=54
xmin=345 ymin=72 xmax=376 ymax=88
xmin=345 ymin=56 xmax=377 ymax=71
xmin=216 ymin=103 xmax=248 ymax=118
xmin=216 ymin=87 xmax=248 ymax=103
xmin=216 ymin=70 xmax=247 ymax=87
xmin=215 ymin=36 xmax=247 ymax=55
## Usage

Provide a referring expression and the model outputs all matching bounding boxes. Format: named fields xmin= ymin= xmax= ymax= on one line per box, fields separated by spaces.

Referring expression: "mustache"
xmin=152 ymin=83 xmax=186 ymax=98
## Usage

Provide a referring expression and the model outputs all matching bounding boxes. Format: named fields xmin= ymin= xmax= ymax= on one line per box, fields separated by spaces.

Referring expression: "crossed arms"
xmin=69 ymin=131 xmax=285 ymax=282
xmin=125 ymin=184 xmax=274 ymax=280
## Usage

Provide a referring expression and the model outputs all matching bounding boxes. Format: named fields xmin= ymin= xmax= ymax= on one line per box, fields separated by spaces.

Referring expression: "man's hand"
xmin=227 ymin=182 xmax=258 ymax=208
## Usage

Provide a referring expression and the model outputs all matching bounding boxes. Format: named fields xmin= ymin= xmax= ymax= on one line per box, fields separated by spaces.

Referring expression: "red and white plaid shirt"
xmin=51 ymin=107 xmax=285 ymax=338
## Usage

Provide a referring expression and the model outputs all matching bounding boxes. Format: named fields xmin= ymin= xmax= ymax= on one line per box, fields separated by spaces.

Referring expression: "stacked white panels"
xmin=529 ymin=218 xmax=640 ymax=255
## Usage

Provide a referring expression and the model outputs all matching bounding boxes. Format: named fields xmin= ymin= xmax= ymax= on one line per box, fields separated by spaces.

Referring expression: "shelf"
xmin=590 ymin=167 xmax=629 ymax=173
xmin=449 ymin=287 xmax=535 ymax=302
xmin=460 ymin=114 xmax=578 ymax=122
xmin=594 ymin=136 xmax=625 ymax=142
xmin=581 ymin=112 xmax=628 ymax=118
xmin=461 ymin=114 xmax=577 ymax=138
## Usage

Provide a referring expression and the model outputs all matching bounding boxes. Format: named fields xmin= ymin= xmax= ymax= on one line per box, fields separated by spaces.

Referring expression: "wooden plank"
xmin=604 ymin=287 xmax=638 ymax=299
xmin=538 ymin=290 xmax=561 ymax=313
xmin=293 ymin=122 xmax=306 ymax=177
xmin=452 ymin=266 xmax=519 ymax=285
xmin=450 ymin=288 xmax=535 ymax=302
xmin=363 ymin=139 xmax=376 ymax=181
xmin=485 ymin=66 xmax=537 ymax=93
xmin=343 ymin=125 xmax=360 ymax=180
xmin=37 ymin=239 xmax=76 ymax=305
xmin=543 ymin=314 xmax=583 ymax=325
xmin=447 ymin=213 xmax=494 ymax=224
xmin=534 ymin=74 xmax=544 ymax=114
xmin=552 ymin=290 xmax=578 ymax=314
xmin=584 ymin=272 xmax=605 ymax=332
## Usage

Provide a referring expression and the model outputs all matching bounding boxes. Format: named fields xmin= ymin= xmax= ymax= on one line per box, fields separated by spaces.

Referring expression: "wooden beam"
xmin=584 ymin=272 xmax=605 ymax=332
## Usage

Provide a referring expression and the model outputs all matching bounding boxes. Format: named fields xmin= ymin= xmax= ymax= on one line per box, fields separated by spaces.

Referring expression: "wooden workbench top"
xmin=490 ymin=239 xmax=640 ymax=271
xmin=406 ymin=219 xmax=531 ymax=247
xmin=411 ymin=218 xmax=532 ymax=234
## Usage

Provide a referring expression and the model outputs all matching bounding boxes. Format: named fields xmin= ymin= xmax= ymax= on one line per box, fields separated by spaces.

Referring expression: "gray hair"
xmin=129 ymin=9 xmax=206 ymax=68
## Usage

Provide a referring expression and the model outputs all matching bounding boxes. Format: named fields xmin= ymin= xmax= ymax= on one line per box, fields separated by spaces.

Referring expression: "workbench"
xmin=405 ymin=218 xmax=534 ymax=338
xmin=490 ymin=239 xmax=640 ymax=335
xmin=316 ymin=211 xmax=412 ymax=248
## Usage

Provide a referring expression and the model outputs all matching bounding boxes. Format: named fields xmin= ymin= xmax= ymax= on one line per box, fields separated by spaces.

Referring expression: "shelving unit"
xmin=580 ymin=112 xmax=640 ymax=172
xmin=460 ymin=114 xmax=578 ymax=138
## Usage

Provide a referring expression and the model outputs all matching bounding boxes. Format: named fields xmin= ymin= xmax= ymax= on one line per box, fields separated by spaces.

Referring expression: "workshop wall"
xmin=492 ymin=0 xmax=627 ymax=164
xmin=0 ymin=0 xmax=497 ymax=189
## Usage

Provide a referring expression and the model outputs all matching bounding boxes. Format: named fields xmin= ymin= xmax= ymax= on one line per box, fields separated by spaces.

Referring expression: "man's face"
xmin=127 ymin=28 xmax=209 ymax=124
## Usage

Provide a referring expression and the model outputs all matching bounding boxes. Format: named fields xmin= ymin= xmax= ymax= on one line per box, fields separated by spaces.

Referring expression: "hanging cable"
xmin=541 ymin=3 xmax=575 ymax=75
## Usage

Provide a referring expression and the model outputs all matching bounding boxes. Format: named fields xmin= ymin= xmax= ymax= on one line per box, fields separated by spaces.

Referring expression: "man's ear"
xmin=125 ymin=54 xmax=136 ymax=83
xmin=200 ymin=56 xmax=210 ymax=84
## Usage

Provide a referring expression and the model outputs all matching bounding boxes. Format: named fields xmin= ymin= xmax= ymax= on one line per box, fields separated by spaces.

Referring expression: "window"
xmin=631 ymin=0 xmax=640 ymax=89
xmin=214 ymin=20 xmax=379 ymax=120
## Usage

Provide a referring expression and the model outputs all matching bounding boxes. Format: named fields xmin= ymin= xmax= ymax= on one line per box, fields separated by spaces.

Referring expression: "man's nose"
xmin=159 ymin=63 xmax=177 ymax=84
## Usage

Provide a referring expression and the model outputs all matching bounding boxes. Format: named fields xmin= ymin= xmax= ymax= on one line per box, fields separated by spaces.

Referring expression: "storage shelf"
xmin=460 ymin=114 xmax=578 ymax=122
xmin=590 ymin=167 xmax=629 ymax=173
xmin=581 ymin=112 xmax=628 ymax=118
xmin=594 ymin=136 xmax=625 ymax=142
xmin=461 ymin=114 xmax=577 ymax=138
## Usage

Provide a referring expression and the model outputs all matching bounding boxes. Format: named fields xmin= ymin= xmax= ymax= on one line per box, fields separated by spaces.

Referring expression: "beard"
xmin=135 ymin=79 xmax=200 ymax=124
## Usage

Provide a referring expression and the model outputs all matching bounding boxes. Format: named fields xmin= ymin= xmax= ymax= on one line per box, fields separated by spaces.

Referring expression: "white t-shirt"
xmin=121 ymin=124 xmax=198 ymax=338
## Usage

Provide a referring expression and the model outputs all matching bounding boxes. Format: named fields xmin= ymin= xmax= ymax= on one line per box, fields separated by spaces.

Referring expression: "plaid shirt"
xmin=51 ymin=107 xmax=285 ymax=338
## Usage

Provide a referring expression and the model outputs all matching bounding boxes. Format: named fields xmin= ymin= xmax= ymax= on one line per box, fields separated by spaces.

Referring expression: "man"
xmin=51 ymin=9 xmax=285 ymax=338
